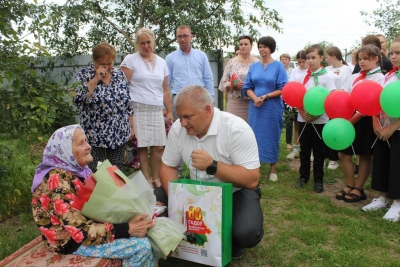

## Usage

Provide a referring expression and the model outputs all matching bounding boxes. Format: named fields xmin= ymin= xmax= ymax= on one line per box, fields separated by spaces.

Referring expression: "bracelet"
xmin=266 ymin=94 xmax=270 ymax=100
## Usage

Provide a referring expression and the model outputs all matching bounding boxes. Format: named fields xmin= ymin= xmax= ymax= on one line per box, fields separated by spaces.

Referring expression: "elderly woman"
xmin=31 ymin=125 xmax=156 ymax=266
xmin=121 ymin=28 xmax=173 ymax=189
xmin=74 ymin=42 xmax=134 ymax=172
xmin=219 ymin=35 xmax=259 ymax=121
xmin=243 ymin=36 xmax=288 ymax=182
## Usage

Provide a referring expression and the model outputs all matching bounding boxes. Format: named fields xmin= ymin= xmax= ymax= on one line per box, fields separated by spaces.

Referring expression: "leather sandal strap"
xmin=354 ymin=187 xmax=364 ymax=194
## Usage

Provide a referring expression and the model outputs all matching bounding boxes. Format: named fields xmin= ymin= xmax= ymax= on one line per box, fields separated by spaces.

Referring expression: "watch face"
xmin=206 ymin=161 xmax=217 ymax=175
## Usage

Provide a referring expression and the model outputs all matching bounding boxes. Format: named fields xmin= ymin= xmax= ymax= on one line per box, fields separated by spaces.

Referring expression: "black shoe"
xmin=295 ymin=179 xmax=307 ymax=188
xmin=314 ymin=183 xmax=324 ymax=193
xmin=354 ymin=164 xmax=359 ymax=174
xmin=232 ymin=246 xmax=244 ymax=259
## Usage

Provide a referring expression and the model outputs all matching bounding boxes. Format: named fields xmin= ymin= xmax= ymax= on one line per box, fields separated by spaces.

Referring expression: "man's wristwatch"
xmin=206 ymin=160 xmax=218 ymax=175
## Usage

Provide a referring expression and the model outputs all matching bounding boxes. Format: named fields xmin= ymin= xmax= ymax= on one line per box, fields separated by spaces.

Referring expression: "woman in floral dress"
xmin=74 ymin=42 xmax=134 ymax=172
xmin=218 ymin=35 xmax=259 ymax=122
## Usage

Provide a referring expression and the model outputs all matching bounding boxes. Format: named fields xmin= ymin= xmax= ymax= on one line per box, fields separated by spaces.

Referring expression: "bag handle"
xmin=181 ymin=155 xmax=214 ymax=188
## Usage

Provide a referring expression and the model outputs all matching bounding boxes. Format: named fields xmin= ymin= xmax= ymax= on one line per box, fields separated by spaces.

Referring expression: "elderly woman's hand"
xmin=128 ymin=214 xmax=155 ymax=237
xmin=96 ymin=65 xmax=108 ymax=80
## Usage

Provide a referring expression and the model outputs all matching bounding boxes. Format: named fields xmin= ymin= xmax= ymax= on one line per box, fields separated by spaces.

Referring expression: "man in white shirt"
xmin=154 ymin=85 xmax=263 ymax=259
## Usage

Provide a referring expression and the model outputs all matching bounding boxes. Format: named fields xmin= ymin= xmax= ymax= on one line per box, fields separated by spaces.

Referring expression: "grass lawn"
xmin=1 ymin=132 xmax=400 ymax=266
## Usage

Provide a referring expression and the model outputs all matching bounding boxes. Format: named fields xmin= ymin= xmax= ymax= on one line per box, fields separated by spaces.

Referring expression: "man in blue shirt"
xmin=166 ymin=25 xmax=214 ymax=119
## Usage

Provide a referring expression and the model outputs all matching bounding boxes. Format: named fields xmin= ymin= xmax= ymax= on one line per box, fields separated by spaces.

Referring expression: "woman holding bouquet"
xmin=31 ymin=124 xmax=156 ymax=266
xmin=218 ymin=35 xmax=259 ymax=122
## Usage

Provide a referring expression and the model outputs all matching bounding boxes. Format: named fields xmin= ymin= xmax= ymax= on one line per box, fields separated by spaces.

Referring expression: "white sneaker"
xmin=327 ymin=161 xmax=339 ymax=170
xmin=269 ymin=173 xmax=278 ymax=182
xmin=287 ymin=150 xmax=299 ymax=160
xmin=362 ymin=198 xmax=389 ymax=212
xmin=383 ymin=201 xmax=400 ymax=222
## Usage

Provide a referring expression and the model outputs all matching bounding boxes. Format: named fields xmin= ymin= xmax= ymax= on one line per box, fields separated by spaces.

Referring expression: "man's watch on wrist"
xmin=266 ymin=94 xmax=270 ymax=100
xmin=206 ymin=160 xmax=218 ymax=175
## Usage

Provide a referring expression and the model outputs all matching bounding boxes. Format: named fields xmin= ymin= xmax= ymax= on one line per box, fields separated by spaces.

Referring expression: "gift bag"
xmin=168 ymin=178 xmax=233 ymax=267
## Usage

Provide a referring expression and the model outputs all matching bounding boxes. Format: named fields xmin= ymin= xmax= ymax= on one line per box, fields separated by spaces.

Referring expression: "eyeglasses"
xmin=176 ymin=34 xmax=190 ymax=39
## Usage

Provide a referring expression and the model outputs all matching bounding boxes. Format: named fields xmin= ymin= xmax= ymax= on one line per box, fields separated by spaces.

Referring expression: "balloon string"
xmin=371 ymin=117 xmax=391 ymax=149
xmin=371 ymin=136 xmax=379 ymax=149
xmin=351 ymin=145 xmax=356 ymax=158
xmin=311 ymin=123 xmax=322 ymax=139
xmin=297 ymin=122 xmax=307 ymax=143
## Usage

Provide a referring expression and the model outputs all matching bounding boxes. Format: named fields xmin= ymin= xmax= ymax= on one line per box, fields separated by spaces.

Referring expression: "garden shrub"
xmin=0 ymin=142 xmax=36 ymax=221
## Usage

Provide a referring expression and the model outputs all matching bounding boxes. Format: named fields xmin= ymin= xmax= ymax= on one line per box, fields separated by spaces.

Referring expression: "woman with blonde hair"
xmin=121 ymin=28 xmax=173 ymax=188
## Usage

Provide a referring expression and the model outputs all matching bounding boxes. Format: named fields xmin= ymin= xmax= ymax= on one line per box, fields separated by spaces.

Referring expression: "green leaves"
xmin=360 ymin=0 xmax=400 ymax=42
xmin=29 ymin=0 xmax=283 ymax=56
xmin=0 ymin=1 xmax=78 ymax=137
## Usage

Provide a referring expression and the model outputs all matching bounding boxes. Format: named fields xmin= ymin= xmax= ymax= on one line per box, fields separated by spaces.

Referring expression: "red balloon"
xmin=351 ymin=80 xmax=383 ymax=116
xmin=282 ymin=81 xmax=307 ymax=108
xmin=324 ymin=90 xmax=354 ymax=120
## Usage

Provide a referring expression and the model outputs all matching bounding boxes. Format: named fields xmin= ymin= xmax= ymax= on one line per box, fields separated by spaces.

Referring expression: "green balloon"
xmin=303 ymin=86 xmax=330 ymax=116
xmin=322 ymin=118 xmax=355 ymax=150
xmin=380 ymin=80 xmax=400 ymax=117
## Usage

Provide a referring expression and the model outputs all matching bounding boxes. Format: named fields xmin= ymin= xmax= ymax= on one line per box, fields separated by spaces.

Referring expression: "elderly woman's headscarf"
xmin=31 ymin=124 xmax=92 ymax=192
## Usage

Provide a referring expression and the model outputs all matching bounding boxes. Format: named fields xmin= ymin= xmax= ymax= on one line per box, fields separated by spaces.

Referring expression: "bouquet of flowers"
xmin=74 ymin=160 xmax=185 ymax=259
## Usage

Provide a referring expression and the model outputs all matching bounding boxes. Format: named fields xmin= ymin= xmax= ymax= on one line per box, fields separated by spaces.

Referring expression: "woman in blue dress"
xmin=243 ymin=36 xmax=288 ymax=182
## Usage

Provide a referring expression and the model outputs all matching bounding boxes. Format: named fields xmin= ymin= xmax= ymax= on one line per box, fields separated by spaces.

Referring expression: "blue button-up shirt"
xmin=166 ymin=48 xmax=214 ymax=99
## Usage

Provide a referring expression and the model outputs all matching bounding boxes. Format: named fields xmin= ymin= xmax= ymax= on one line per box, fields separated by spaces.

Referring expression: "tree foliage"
xmin=0 ymin=0 xmax=77 ymax=136
xmin=360 ymin=0 xmax=400 ymax=42
xmin=34 ymin=0 xmax=283 ymax=56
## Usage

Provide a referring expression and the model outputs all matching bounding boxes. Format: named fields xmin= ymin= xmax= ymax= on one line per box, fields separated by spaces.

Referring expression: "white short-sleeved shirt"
xmin=347 ymin=67 xmax=385 ymax=91
xmin=120 ymin=53 xmax=169 ymax=106
xmin=326 ymin=65 xmax=352 ymax=92
xmin=162 ymin=108 xmax=260 ymax=191
xmin=289 ymin=68 xmax=307 ymax=82
xmin=297 ymin=68 xmax=336 ymax=124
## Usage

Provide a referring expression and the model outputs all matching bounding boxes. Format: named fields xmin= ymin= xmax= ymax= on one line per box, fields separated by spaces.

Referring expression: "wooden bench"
xmin=0 ymin=236 xmax=122 ymax=267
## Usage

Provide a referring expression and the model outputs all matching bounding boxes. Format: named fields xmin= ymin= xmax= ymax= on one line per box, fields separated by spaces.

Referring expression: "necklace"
xmin=141 ymin=55 xmax=156 ymax=71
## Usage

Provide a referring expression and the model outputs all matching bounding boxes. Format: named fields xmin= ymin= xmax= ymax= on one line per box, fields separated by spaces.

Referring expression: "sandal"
xmin=336 ymin=185 xmax=354 ymax=200
xmin=344 ymin=187 xmax=367 ymax=203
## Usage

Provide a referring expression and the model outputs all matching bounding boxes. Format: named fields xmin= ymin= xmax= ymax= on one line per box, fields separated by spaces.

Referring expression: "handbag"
xmin=168 ymin=174 xmax=233 ymax=267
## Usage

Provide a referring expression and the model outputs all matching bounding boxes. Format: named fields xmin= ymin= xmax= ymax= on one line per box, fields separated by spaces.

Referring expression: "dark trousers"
xmin=89 ymin=144 xmax=126 ymax=172
xmin=372 ymin=131 xmax=400 ymax=199
xmin=286 ymin=119 xmax=294 ymax=144
xmin=327 ymin=148 xmax=339 ymax=161
xmin=154 ymin=186 xmax=264 ymax=249
xmin=298 ymin=122 xmax=326 ymax=183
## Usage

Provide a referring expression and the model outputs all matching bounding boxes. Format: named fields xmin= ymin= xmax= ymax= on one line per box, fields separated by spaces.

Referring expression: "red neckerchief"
xmin=302 ymin=67 xmax=312 ymax=85
xmin=385 ymin=66 xmax=399 ymax=83
xmin=352 ymin=70 xmax=367 ymax=86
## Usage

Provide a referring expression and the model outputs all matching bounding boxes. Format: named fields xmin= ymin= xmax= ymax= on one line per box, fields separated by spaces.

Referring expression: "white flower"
xmin=199 ymin=186 xmax=222 ymax=226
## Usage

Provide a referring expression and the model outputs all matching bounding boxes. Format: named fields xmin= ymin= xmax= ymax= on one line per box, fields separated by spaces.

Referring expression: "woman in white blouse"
xmin=121 ymin=27 xmax=173 ymax=188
